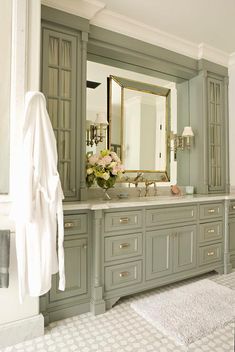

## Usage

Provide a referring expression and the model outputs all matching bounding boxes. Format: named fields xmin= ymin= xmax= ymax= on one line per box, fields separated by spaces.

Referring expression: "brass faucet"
xmin=144 ymin=180 xmax=155 ymax=197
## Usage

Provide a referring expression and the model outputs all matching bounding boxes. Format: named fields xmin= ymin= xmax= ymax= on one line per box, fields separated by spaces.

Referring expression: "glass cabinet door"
xmin=208 ymin=77 xmax=224 ymax=192
xmin=42 ymin=28 xmax=77 ymax=199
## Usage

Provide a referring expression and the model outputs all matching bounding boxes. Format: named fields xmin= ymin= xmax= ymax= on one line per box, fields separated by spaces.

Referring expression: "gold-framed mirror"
xmin=108 ymin=75 xmax=171 ymax=181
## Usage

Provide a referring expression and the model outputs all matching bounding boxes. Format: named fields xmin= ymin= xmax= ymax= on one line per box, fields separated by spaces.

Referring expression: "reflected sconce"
xmin=86 ymin=113 xmax=109 ymax=147
xmin=171 ymin=126 xmax=194 ymax=153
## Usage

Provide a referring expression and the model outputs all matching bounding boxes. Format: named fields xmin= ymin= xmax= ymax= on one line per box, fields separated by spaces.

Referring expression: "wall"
xmin=0 ymin=1 xmax=11 ymax=193
xmin=0 ymin=0 xmax=43 ymax=348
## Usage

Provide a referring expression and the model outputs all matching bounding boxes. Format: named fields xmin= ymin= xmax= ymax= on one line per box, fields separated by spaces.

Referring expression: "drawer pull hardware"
xmin=83 ymin=244 xmax=87 ymax=249
xmin=119 ymin=243 xmax=130 ymax=249
xmin=208 ymin=209 xmax=216 ymax=213
xmin=119 ymin=217 xmax=130 ymax=224
xmin=207 ymin=229 xmax=215 ymax=233
xmin=64 ymin=222 xmax=74 ymax=228
xmin=232 ymin=205 xmax=235 ymax=210
xmin=207 ymin=251 xmax=215 ymax=256
xmin=119 ymin=271 xmax=129 ymax=277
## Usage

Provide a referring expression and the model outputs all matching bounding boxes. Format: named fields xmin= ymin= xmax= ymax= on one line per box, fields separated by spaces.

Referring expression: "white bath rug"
xmin=131 ymin=279 xmax=235 ymax=345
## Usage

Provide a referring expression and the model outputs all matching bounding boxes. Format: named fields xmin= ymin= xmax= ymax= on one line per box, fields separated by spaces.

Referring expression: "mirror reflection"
xmin=86 ymin=60 xmax=179 ymax=185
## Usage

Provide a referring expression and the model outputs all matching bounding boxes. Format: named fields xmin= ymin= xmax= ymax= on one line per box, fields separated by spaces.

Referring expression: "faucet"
xmin=144 ymin=180 xmax=155 ymax=197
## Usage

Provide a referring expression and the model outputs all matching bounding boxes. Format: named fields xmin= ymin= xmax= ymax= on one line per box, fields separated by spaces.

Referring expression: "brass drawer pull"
xmin=119 ymin=271 xmax=129 ymax=277
xmin=64 ymin=222 xmax=75 ymax=228
xmin=83 ymin=244 xmax=87 ymax=249
xmin=232 ymin=205 xmax=235 ymax=210
xmin=207 ymin=251 xmax=215 ymax=256
xmin=119 ymin=243 xmax=130 ymax=249
xmin=207 ymin=229 xmax=215 ymax=233
xmin=119 ymin=217 xmax=130 ymax=224
xmin=208 ymin=209 xmax=216 ymax=213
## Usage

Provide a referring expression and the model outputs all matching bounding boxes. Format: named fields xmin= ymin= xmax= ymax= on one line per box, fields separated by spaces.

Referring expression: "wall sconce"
xmin=171 ymin=126 xmax=194 ymax=153
xmin=86 ymin=113 xmax=109 ymax=147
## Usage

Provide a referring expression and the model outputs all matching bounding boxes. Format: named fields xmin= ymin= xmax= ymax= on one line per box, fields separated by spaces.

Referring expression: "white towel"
xmin=12 ymin=91 xmax=65 ymax=302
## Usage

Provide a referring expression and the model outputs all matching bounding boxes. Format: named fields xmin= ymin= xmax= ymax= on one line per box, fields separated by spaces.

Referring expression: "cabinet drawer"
xmin=229 ymin=201 xmax=235 ymax=215
xmin=199 ymin=243 xmax=223 ymax=266
xmin=199 ymin=222 xmax=223 ymax=243
xmin=104 ymin=261 xmax=142 ymax=291
xmin=105 ymin=233 xmax=143 ymax=262
xmin=199 ymin=203 xmax=223 ymax=220
xmin=146 ymin=206 xmax=197 ymax=226
xmin=64 ymin=214 xmax=88 ymax=235
xmin=104 ymin=211 xmax=142 ymax=232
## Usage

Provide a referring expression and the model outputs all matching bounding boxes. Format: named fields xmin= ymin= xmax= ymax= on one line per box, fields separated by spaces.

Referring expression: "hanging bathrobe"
xmin=13 ymin=91 xmax=65 ymax=303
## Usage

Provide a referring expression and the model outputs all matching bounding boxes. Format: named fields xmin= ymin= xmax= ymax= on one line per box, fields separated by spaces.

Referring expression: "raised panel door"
xmin=146 ymin=229 xmax=173 ymax=280
xmin=49 ymin=237 xmax=88 ymax=302
xmin=173 ymin=225 xmax=197 ymax=273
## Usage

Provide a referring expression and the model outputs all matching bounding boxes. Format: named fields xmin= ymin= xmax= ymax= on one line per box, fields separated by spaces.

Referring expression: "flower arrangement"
xmin=86 ymin=149 xmax=124 ymax=190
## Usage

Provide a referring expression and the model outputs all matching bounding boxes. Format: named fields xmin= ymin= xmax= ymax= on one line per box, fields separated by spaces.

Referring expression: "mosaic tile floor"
xmin=2 ymin=271 xmax=235 ymax=352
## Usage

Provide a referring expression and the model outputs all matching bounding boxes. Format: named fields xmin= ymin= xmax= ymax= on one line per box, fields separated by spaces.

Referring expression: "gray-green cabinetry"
xmin=41 ymin=8 xmax=89 ymax=201
xmin=40 ymin=211 xmax=90 ymax=324
xmin=189 ymin=68 xmax=229 ymax=194
xmin=229 ymin=200 xmax=235 ymax=267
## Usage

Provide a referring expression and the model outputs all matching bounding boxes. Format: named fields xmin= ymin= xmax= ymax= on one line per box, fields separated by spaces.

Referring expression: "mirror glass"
xmin=86 ymin=60 xmax=179 ymax=185
xmin=108 ymin=76 xmax=171 ymax=178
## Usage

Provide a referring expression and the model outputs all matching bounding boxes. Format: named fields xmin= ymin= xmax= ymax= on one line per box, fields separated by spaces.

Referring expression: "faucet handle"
xmin=154 ymin=182 xmax=157 ymax=196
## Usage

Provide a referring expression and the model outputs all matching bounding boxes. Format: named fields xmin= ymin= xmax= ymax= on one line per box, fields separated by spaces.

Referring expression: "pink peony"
xmin=89 ymin=154 xmax=99 ymax=165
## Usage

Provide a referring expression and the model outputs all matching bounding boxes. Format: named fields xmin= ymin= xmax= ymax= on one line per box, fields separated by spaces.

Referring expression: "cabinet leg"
xmin=90 ymin=286 xmax=106 ymax=315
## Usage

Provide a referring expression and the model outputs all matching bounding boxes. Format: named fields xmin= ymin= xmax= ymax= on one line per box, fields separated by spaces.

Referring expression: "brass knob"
xmin=232 ymin=205 xmax=235 ymax=210
xmin=119 ymin=217 xmax=130 ymax=224
xmin=64 ymin=222 xmax=74 ymax=228
xmin=83 ymin=244 xmax=87 ymax=249
xmin=207 ymin=251 xmax=215 ymax=256
xmin=208 ymin=209 xmax=215 ymax=213
xmin=119 ymin=271 xmax=129 ymax=277
xmin=207 ymin=229 xmax=215 ymax=233
xmin=119 ymin=243 xmax=130 ymax=249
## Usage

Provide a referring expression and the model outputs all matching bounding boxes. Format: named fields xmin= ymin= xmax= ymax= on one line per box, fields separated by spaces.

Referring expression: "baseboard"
xmin=0 ymin=314 xmax=44 ymax=348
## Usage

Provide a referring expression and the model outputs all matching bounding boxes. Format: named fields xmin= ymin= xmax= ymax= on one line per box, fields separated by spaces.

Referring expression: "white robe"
xmin=13 ymin=91 xmax=65 ymax=303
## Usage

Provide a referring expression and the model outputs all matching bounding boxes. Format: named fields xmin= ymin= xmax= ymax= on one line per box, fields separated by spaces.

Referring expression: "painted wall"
xmin=0 ymin=0 xmax=11 ymax=193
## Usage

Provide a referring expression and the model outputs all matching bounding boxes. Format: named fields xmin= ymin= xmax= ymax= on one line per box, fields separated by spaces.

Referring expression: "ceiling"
xmin=42 ymin=0 xmax=235 ymax=65
xmin=100 ymin=0 xmax=235 ymax=54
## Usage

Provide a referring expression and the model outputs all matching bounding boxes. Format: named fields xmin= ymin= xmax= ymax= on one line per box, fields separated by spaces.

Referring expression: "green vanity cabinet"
xmin=190 ymin=70 xmax=229 ymax=194
xmin=40 ymin=211 xmax=90 ymax=324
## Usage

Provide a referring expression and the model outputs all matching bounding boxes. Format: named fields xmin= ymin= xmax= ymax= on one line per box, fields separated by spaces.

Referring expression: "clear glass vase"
xmin=102 ymin=188 xmax=111 ymax=200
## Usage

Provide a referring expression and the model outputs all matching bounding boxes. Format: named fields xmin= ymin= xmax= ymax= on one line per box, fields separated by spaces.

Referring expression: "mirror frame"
xmin=108 ymin=75 xmax=171 ymax=180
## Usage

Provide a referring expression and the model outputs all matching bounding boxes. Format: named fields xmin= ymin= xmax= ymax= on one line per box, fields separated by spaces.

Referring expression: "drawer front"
xmin=199 ymin=243 xmax=223 ymax=266
xmin=199 ymin=222 xmax=223 ymax=243
xmin=64 ymin=214 xmax=88 ymax=235
xmin=229 ymin=201 xmax=235 ymax=215
xmin=146 ymin=206 xmax=197 ymax=226
xmin=104 ymin=211 xmax=142 ymax=232
xmin=199 ymin=203 xmax=223 ymax=220
xmin=105 ymin=261 xmax=142 ymax=291
xmin=105 ymin=233 xmax=143 ymax=262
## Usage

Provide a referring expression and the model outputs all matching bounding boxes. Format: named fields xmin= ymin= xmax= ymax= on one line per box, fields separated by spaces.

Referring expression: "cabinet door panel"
xmin=174 ymin=226 xmax=197 ymax=273
xmin=49 ymin=237 xmax=87 ymax=302
xmin=146 ymin=229 xmax=173 ymax=280
xmin=42 ymin=28 xmax=78 ymax=199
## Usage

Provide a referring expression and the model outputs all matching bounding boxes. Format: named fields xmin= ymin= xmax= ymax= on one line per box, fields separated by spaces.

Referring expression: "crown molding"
xmin=229 ymin=52 xmax=235 ymax=67
xmin=198 ymin=43 xmax=229 ymax=67
xmin=41 ymin=0 xmax=106 ymax=19
xmin=91 ymin=9 xmax=199 ymax=60
xmin=41 ymin=0 xmax=230 ymax=67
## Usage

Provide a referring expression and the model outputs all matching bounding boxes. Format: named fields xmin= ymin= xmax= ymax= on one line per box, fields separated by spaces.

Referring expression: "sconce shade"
xmin=95 ymin=112 xmax=108 ymax=125
xmin=182 ymin=126 xmax=194 ymax=137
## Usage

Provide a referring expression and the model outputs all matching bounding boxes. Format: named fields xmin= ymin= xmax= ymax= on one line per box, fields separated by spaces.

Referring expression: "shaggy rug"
xmin=131 ymin=279 xmax=235 ymax=345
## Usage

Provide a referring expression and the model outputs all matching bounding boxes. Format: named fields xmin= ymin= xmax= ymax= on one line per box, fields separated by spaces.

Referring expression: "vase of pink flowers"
xmin=86 ymin=149 xmax=125 ymax=200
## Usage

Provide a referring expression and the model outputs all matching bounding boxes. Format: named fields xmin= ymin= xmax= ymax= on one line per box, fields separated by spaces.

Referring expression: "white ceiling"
xmin=100 ymin=0 xmax=235 ymax=54
xmin=42 ymin=0 xmax=235 ymax=65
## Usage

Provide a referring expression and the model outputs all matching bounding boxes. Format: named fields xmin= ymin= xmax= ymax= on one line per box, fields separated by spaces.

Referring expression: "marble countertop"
xmin=63 ymin=193 xmax=235 ymax=211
